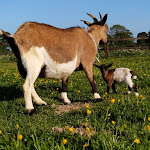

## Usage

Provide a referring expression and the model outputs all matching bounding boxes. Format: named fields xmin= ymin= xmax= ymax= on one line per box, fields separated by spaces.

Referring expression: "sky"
xmin=0 ymin=0 xmax=150 ymax=37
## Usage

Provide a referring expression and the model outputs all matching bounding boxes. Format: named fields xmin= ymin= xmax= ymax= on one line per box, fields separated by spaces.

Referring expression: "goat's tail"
xmin=0 ymin=29 xmax=13 ymax=38
xmin=130 ymin=71 xmax=137 ymax=79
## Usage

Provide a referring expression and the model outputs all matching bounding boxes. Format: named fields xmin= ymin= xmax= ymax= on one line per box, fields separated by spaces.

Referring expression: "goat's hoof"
xmin=41 ymin=103 xmax=47 ymax=106
xmin=64 ymin=101 xmax=72 ymax=105
xmin=93 ymin=98 xmax=103 ymax=103
xmin=25 ymin=109 xmax=37 ymax=115
xmin=97 ymin=98 xmax=103 ymax=102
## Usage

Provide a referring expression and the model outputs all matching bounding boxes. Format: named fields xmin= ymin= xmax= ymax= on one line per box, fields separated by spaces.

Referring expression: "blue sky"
xmin=0 ymin=0 xmax=150 ymax=37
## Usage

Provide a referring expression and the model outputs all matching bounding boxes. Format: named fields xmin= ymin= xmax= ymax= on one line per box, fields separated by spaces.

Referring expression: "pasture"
xmin=0 ymin=49 xmax=150 ymax=149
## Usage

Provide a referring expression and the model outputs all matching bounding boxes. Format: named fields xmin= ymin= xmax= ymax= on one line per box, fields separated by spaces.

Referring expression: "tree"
xmin=108 ymin=24 xmax=136 ymax=48
xmin=137 ymin=32 xmax=149 ymax=46
xmin=0 ymin=32 xmax=11 ymax=53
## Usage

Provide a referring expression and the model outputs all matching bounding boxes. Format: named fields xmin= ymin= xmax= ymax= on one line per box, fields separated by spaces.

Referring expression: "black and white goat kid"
xmin=95 ymin=63 xmax=139 ymax=96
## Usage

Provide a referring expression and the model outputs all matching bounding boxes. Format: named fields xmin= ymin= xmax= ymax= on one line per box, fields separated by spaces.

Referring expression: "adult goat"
xmin=0 ymin=12 xmax=108 ymax=114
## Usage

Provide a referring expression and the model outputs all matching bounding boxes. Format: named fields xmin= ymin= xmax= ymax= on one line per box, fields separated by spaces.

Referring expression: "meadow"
xmin=0 ymin=49 xmax=150 ymax=150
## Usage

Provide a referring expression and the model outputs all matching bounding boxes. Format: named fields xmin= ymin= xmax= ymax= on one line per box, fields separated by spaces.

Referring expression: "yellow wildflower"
xmin=134 ymin=139 xmax=140 ymax=144
xmin=18 ymin=134 xmax=23 ymax=140
xmin=87 ymin=109 xmax=92 ymax=115
xmin=110 ymin=98 xmax=115 ymax=104
xmin=112 ymin=121 xmax=116 ymax=125
xmin=0 ymin=130 xmax=2 ymax=134
xmin=103 ymin=95 xmax=106 ymax=98
xmin=83 ymin=123 xmax=87 ymax=126
xmin=139 ymin=95 xmax=143 ymax=98
xmin=146 ymin=125 xmax=150 ymax=131
xmin=16 ymin=124 xmax=19 ymax=128
xmin=86 ymin=105 xmax=90 ymax=109
xmin=118 ymin=99 xmax=120 ymax=102
xmin=63 ymin=139 xmax=67 ymax=145
xmin=69 ymin=128 xmax=74 ymax=133
xmin=105 ymin=92 xmax=108 ymax=95
xmin=148 ymin=117 xmax=150 ymax=121
xmin=84 ymin=144 xmax=88 ymax=147
xmin=86 ymin=127 xmax=90 ymax=133
xmin=78 ymin=90 xmax=80 ymax=93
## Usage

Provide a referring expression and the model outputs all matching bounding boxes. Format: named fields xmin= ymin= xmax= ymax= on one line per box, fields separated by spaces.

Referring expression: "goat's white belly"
xmin=21 ymin=46 xmax=77 ymax=79
xmin=45 ymin=56 xmax=77 ymax=79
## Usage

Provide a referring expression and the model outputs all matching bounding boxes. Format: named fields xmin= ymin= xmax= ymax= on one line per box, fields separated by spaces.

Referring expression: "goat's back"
xmin=113 ymin=68 xmax=131 ymax=82
xmin=13 ymin=22 xmax=96 ymax=64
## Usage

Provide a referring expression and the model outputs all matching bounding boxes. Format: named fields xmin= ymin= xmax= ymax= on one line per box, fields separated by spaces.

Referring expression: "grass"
xmin=0 ymin=49 xmax=150 ymax=149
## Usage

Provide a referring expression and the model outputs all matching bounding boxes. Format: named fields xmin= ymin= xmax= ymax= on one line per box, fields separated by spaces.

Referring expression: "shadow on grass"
xmin=0 ymin=85 xmax=23 ymax=101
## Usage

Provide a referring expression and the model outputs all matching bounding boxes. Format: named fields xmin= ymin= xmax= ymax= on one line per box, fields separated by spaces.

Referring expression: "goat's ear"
xmin=94 ymin=64 xmax=100 ymax=68
xmin=99 ymin=14 xmax=108 ymax=26
xmin=107 ymin=63 xmax=113 ymax=68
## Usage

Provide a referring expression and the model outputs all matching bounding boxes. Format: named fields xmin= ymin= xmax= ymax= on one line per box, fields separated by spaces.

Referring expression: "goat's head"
xmin=81 ymin=12 xmax=108 ymax=43
xmin=95 ymin=63 xmax=113 ymax=76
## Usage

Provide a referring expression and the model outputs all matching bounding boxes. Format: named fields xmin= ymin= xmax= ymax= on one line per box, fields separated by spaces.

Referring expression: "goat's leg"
xmin=61 ymin=76 xmax=71 ymax=104
xmin=23 ymin=78 xmax=34 ymax=112
xmin=112 ymin=83 xmax=117 ymax=93
xmin=84 ymin=65 xmax=102 ymax=100
xmin=23 ymin=65 xmax=44 ymax=114
xmin=106 ymin=85 xmax=110 ymax=93
xmin=127 ymin=86 xmax=132 ymax=94
xmin=107 ymin=81 xmax=114 ymax=94
xmin=31 ymin=86 xmax=47 ymax=105
xmin=126 ymin=77 xmax=139 ymax=96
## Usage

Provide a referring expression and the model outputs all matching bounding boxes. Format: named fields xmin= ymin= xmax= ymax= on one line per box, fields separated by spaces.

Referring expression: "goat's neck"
xmin=88 ymin=27 xmax=101 ymax=47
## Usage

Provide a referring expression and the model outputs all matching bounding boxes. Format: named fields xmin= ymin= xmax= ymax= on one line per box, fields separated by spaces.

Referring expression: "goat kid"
xmin=0 ymin=12 xmax=108 ymax=114
xmin=95 ymin=63 xmax=139 ymax=96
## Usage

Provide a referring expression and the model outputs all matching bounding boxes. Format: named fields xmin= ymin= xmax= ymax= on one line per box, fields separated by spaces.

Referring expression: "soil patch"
xmin=55 ymin=102 xmax=91 ymax=115
xmin=52 ymin=124 xmax=97 ymax=136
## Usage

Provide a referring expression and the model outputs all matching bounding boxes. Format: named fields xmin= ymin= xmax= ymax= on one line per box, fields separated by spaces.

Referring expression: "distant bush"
xmin=0 ymin=54 xmax=17 ymax=63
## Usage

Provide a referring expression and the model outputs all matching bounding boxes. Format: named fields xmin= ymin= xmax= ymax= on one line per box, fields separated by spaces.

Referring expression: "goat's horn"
xmin=86 ymin=13 xmax=98 ymax=23
xmin=80 ymin=20 xmax=91 ymax=26
xmin=99 ymin=12 xmax=103 ymax=21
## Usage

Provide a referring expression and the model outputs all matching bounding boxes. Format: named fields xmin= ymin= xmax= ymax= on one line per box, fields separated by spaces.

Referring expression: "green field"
xmin=0 ymin=49 xmax=150 ymax=150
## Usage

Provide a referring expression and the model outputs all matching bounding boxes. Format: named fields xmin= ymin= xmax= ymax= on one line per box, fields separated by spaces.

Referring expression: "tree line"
xmin=0 ymin=25 xmax=150 ymax=53
xmin=108 ymin=24 xmax=150 ymax=48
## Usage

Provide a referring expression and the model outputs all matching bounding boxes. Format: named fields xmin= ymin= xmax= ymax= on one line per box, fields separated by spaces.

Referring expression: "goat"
xmin=0 ymin=12 xmax=108 ymax=114
xmin=95 ymin=63 xmax=139 ymax=96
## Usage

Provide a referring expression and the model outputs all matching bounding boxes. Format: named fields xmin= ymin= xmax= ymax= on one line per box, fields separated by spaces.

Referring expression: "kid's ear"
xmin=107 ymin=63 xmax=113 ymax=68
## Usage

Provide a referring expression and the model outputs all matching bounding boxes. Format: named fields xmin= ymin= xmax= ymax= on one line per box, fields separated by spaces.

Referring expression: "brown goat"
xmin=95 ymin=63 xmax=139 ymax=96
xmin=0 ymin=12 xmax=108 ymax=114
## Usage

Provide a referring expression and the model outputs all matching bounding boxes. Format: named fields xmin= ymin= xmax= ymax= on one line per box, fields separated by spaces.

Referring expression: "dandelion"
xmin=118 ymin=99 xmax=120 ymax=102
xmin=112 ymin=121 xmax=116 ymax=125
xmin=146 ymin=125 xmax=150 ymax=131
xmin=86 ymin=127 xmax=90 ymax=133
xmin=105 ymin=92 xmax=108 ymax=95
xmin=87 ymin=109 xmax=92 ymax=115
xmin=148 ymin=117 xmax=150 ymax=121
xmin=110 ymin=98 xmax=115 ymax=104
xmin=63 ymin=139 xmax=67 ymax=145
xmin=78 ymin=90 xmax=80 ymax=93
xmin=86 ymin=105 xmax=90 ymax=109
xmin=134 ymin=139 xmax=140 ymax=144
xmin=84 ymin=144 xmax=88 ymax=147
xmin=83 ymin=123 xmax=87 ymax=126
xmin=103 ymin=95 xmax=105 ymax=98
xmin=69 ymin=128 xmax=74 ymax=133
xmin=18 ymin=134 xmax=23 ymax=140
xmin=16 ymin=124 xmax=19 ymax=128
xmin=0 ymin=130 xmax=2 ymax=134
